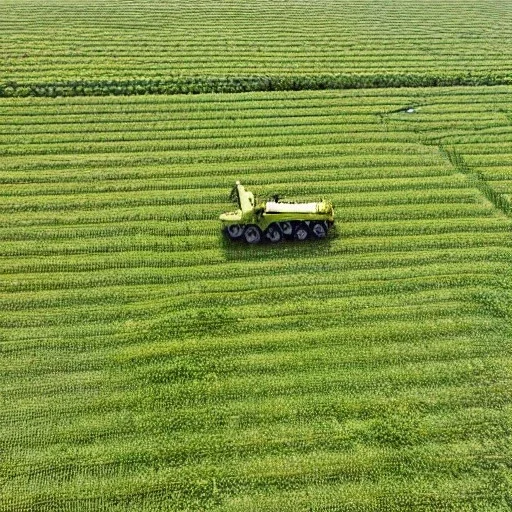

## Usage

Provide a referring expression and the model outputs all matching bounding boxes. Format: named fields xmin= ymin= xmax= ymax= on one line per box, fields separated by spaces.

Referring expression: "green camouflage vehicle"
xmin=220 ymin=181 xmax=335 ymax=243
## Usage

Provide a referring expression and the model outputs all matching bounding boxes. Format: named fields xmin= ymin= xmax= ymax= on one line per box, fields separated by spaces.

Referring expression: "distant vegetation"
xmin=1 ymin=0 xmax=512 ymax=96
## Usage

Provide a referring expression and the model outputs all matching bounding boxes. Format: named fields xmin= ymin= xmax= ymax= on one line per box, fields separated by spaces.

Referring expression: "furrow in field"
xmin=0 ymin=257 xmax=503 ymax=308
xmin=3 ymin=245 xmax=508 ymax=291
xmin=2 ymin=87 xmax=511 ymax=510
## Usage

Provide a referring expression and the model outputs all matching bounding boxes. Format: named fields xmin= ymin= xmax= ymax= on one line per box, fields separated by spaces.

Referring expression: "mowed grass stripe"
xmin=0 ymin=258 xmax=503 ymax=309
xmin=2 ymin=0 xmax=511 ymax=83
xmin=1 ymin=88 xmax=511 ymax=510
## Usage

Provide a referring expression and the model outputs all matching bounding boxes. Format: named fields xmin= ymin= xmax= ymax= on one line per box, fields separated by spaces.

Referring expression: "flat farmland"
xmin=1 ymin=0 xmax=512 ymax=84
xmin=1 ymin=86 xmax=511 ymax=511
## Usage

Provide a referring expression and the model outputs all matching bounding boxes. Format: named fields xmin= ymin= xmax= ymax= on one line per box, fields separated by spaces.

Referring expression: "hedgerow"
xmin=1 ymin=72 xmax=512 ymax=98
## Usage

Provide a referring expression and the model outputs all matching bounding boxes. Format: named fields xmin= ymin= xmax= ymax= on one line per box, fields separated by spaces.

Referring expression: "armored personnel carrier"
xmin=220 ymin=181 xmax=335 ymax=243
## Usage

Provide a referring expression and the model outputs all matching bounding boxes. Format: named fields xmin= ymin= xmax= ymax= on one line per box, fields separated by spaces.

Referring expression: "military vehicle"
xmin=219 ymin=181 xmax=335 ymax=243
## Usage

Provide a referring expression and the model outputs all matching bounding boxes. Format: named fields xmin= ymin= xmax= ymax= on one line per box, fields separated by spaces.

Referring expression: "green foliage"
xmin=2 ymin=0 xmax=512 ymax=90
xmin=2 ymin=73 xmax=512 ymax=98
xmin=1 ymin=88 xmax=512 ymax=510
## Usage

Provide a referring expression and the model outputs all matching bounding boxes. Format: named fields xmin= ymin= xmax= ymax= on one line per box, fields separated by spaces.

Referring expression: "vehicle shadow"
xmin=219 ymin=226 xmax=338 ymax=263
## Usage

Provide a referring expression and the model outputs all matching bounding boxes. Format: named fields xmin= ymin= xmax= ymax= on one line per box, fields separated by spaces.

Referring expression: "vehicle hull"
xmin=220 ymin=182 xmax=335 ymax=243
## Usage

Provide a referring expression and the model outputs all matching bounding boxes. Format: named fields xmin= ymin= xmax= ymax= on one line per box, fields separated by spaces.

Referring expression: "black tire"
xmin=278 ymin=221 xmax=293 ymax=239
xmin=293 ymin=222 xmax=310 ymax=241
xmin=311 ymin=221 xmax=328 ymax=239
xmin=244 ymin=225 xmax=262 ymax=244
xmin=265 ymin=223 xmax=283 ymax=243
xmin=226 ymin=224 xmax=245 ymax=240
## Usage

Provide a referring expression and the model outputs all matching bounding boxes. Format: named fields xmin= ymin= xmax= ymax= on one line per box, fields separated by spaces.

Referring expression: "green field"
xmin=1 ymin=86 xmax=511 ymax=510
xmin=2 ymin=0 xmax=512 ymax=509
xmin=2 ymin=0 xmax=512 ymax=87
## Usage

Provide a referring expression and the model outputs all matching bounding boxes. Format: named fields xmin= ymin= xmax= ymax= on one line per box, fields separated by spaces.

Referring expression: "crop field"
xmin=2 ymin=0 xmax=512 ymax=88
xmin=1 ymin=86 xmax=511 ymax=511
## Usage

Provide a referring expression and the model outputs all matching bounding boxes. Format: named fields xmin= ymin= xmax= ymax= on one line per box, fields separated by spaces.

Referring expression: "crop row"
xmin=0 ymin=129 xmax=416 ymax=149
xmin=2 ymin=87 xmax=511 ymax=510
xmin=2 ymin=255 xmax=505 ymax=308
xmin=4 ymin=247 xmax=509 ymax=298
xmin=2 ymin=231 xmax=508 ymax=284
xmin=2 ymin=330 xmax=504 ymax=426
xmin=4 ymin=84 xmax=512 ymax=105
xmin=3 ymin=332 xmax=506 ymax=416
xmin=0 ymin=206 xmax=495 ymax=242
xmin=0 ymin=188 xmax=483 ymax=216
xmin=4 ymin=245 xmax=508 ymax=292
xmin=2 ymin=316 xmax=500 ymax=403
xmin=0 ymin=444 xmax=501 ymax=512
xmin=0 ymin=286 xmax=486 ymax=330
xmin=0 ymin=175 xmax=470 ymax=200
xmin=1 ymin=111 xmax=506 ymax=139
xmin=8 ymin=54 xmax=510 ymax=67
xmin=0 ymin=149 xmax=449 ymax=174
xmin=0 ymin=160 xmax=453 ymax=188
xmin=3 ymin=388 xmax=507 ymax=477
xmin=4 ymin=102 xmax=498 ymax=124
xmin=0 ymin=139 xmax=433 ymax=157
xmin=3 ymin=414 xmax=506 ymax=494
xmin=0 ymin=171 xmax=459 ymax=198
xmin=2 ymin=234 xmax=509 ymax=265
xmin=2 ymin=86 xmax=510 ymax=116
xmin=4 ymin=210 xmax=508 ymax=243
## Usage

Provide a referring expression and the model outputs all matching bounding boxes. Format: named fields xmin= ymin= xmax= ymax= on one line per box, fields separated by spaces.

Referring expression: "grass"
xmin=1 ymin=0 xmax=512 ymax=95
xmin=1 ymin=86 xmax=511 ymax=510
xmin=1 ymin=0 xmax=512 ymax=80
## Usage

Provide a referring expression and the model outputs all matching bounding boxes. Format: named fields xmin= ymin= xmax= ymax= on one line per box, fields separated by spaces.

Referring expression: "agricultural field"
xmin=1 ymin=86 xmax=511 ymax=510
xmin=1 ymin=0 xmax=512 ymax=87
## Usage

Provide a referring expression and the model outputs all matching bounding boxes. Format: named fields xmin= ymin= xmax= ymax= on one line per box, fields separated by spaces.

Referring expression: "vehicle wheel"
xmin=311 ymin=221 xmax=328 ymax=238
xmin=265 ymin=223 xmax=282 ymax=243
xmin=244 ymin=225 xmax=262 ymax=244
xmin=278 ymin=221 xmax=293 ymax=238
xmin=294 ymin=222 xmax=310 ymax=241
xmin=226 ymin=224 xmax=245 ymax=239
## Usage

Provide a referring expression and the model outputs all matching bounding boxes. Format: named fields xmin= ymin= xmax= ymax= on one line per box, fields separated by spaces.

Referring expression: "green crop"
xmin=1 ymin=84 xmax=511 ymax=511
